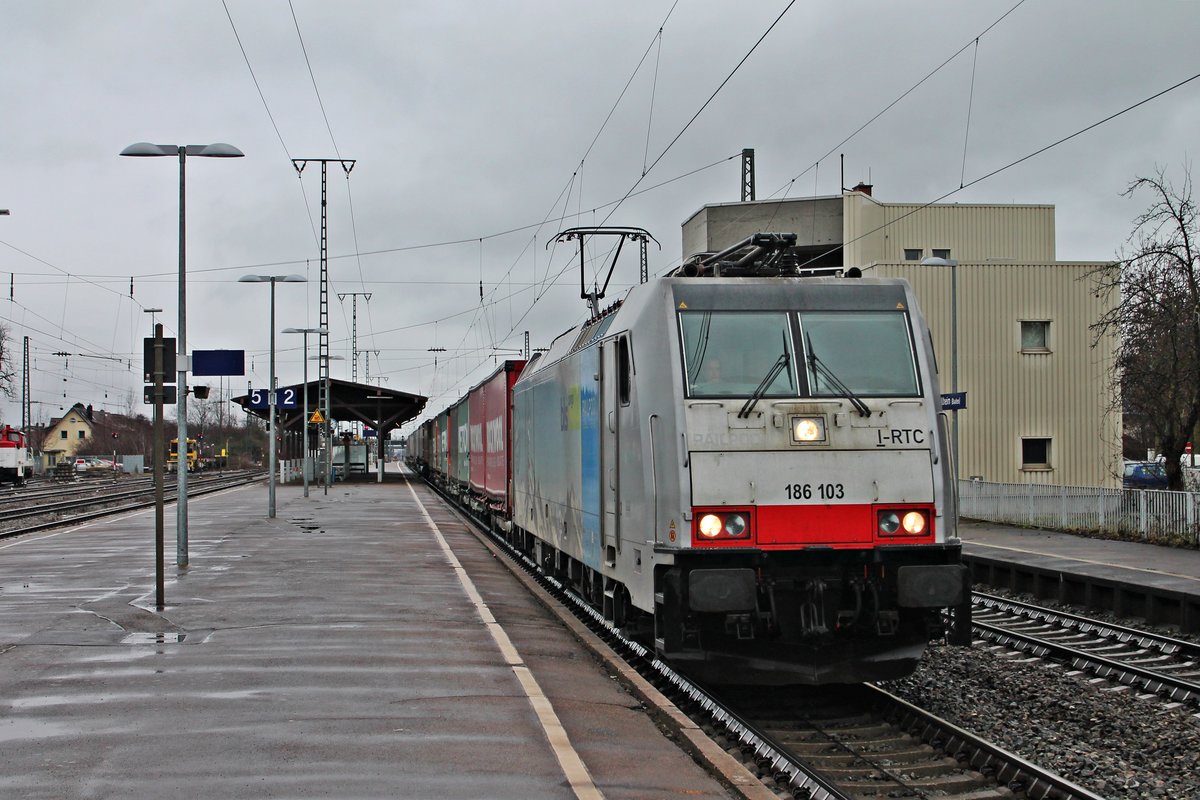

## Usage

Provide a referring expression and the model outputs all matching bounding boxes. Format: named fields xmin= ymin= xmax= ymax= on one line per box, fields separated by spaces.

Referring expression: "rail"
xmin=972 ymin=592 xmax=1200 ymax=709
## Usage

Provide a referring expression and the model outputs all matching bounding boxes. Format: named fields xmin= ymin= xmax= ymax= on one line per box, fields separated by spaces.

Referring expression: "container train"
xmin=0 ymin=425 xmax=32 ymax=485
xmin=408 ymin=232 xmax=970 ymax=685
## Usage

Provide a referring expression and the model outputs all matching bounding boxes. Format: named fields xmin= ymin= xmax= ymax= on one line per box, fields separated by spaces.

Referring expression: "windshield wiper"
xmin=738 ymin=333 xmax=790 ymax=419
xmin=805 ymin=333 xmax=871 ymax=417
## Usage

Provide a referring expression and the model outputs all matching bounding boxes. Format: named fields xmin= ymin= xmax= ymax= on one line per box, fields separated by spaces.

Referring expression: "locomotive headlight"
xmin=901 ymin=511 xmax=927 ymax=534
xmin=698 ymin=514 xmax=724 ymax=538
xmin=878 ymin=512 xmax=901 ymax=535
xmin=724 ymin=514 xmax=747 ymax=537
xmin=877 ymin=509 xmax=930 ymax=536
xmin=790 ymin=415 xmax=826 ymax=443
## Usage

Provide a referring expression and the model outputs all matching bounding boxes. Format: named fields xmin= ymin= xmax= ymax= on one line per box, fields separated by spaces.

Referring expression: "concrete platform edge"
xmin=452 ymin=508 xmax=778 ymax=800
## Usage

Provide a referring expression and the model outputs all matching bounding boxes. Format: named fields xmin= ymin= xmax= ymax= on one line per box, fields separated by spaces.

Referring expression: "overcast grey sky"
xmin=1 ymin=1 xmax=1197 ymax=435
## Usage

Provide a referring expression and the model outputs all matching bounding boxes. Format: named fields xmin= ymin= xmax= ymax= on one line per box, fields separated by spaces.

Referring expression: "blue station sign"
xmin=192 ymin=349 xmax=246 ymax=377
xmin=248 ymin=387 xmax=300 ymax=410
xmin=940 ymin=392 xmax=967 ymax=411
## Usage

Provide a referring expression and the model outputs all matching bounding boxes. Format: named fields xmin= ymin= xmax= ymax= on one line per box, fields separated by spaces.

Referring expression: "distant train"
xmin=410 ymin=232 xmax=969 ymax=685
xmin=168 ymin=438 xmax=198 ymax=473
xmin=0 ymin=426 xmax=32 ymax=485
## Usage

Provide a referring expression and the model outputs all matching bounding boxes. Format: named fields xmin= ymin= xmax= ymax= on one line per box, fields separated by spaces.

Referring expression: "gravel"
xmin=882 ymin=637 xmax=1200 ymax=799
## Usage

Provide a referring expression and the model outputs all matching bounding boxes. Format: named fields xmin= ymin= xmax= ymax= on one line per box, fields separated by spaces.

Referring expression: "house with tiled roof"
xmin=39 ymin=403 xmax=95 ymax=468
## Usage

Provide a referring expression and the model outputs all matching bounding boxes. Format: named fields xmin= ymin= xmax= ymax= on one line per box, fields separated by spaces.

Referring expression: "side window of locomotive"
xmin=799 ymin=311 xmax=920 ymax=396
xmin=617 ymin=336 xmax=632 ymax=406
xmin=680 ymin=311 xmax=796 ymax=397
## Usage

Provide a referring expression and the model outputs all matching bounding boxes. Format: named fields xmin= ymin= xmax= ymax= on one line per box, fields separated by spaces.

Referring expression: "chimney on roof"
xmin=850 ymin=182 xmax=873 ymax=197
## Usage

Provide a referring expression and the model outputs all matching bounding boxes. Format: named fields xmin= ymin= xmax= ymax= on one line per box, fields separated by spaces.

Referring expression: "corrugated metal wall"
xmin=844 ymin=194 xmax=1057 ymax=265
xmin=875 ymin=261 xmax=1120 ymax=487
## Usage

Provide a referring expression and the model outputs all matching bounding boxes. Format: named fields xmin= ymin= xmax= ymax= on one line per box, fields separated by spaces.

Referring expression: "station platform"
xmin=0 ymin=468 xmax=764 ymax=800
xmin=960 ymin=518 xmax=1200 ymax=631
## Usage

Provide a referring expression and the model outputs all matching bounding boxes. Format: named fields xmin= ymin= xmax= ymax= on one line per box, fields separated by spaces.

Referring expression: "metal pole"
xmin=320 ymin=163 xmax=330 ymax=495
xmin=302 ymin=331 xmax=310 ymax=498
xmin=153 ymin=324 xmax=165 ymax=609
xmin=176 ymin=147 xmax=189 ymax=567
xmin=21 ymin=335 xmax=29 ymax=432
xmin=951 ymin=261 xmax=959 ymax=485
xmin=268 ymin=278 xmax=277 ymax=518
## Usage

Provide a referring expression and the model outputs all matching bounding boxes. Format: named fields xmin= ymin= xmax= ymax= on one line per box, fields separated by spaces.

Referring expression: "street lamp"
xmin=239 ymin=274 xmax=306 ymax=518
xmin=283 ymin=327 xmax=327 ymax=498
xmin=921 ymin=256 xmax=959 ymax=487
xmin=121 ymin=141 xmax=244 ymax=567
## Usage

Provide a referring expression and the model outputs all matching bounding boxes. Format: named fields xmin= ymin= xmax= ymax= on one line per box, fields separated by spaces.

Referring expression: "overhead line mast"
xmin=337 ymin=292 xmax=372 ymax=382
xmin=291 ymin=157 xmax=355 ymax=491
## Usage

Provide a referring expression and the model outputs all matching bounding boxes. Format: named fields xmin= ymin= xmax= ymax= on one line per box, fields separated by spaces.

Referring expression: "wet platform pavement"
xmin=0 ymin=469 xmax=759 ymax=800
xmin=961 ymin=519 xmax=1200 ymax=594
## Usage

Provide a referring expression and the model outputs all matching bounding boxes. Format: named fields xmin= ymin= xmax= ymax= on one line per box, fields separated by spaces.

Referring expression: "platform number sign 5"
xmin=249 ymin=388 xmax=299 ymax=410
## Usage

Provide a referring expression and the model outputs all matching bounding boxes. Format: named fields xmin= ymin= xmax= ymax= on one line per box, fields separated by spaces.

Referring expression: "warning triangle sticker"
xmin=309 ymin=409 xmax=325 ymax=424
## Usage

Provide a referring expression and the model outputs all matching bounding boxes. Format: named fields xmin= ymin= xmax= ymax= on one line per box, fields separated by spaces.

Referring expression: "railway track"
xmin=0 ymin=470 xmax=265 ymax=539
xmin=972 ymin=591 xmax=1200 ymax=710
xmin=0 ymin=474 xmax=156 ymax=514
xmin=434 ymin=479 xmax=1104 ymax=800
xmin=711 ymin=681 xmax=1108 ymax=799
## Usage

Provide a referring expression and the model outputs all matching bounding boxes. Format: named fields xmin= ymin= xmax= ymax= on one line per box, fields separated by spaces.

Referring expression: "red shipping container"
xmin=475 ymin=360 xmax=525 ymax=513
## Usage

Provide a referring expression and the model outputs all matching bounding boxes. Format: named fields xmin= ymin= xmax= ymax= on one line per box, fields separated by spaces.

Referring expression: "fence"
xmin=958 ymin=479 xmax=1200 ymax=546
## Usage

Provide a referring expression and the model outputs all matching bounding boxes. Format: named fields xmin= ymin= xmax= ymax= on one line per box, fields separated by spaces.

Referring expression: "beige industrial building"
xmin=682 ymin=187 xmax=1120 ymax=488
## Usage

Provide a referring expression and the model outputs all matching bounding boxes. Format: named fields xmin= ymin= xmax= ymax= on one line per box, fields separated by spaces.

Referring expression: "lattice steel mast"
xmin=291 ymin=157 xmax=355 ymax=490
xmin=337 ymin=292 xmax=372 ymax=382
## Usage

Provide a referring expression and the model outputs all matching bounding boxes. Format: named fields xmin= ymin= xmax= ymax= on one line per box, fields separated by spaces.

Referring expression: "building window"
xmin=932 ymin=248 xmax=951 ymax=260
xmin=78 ymin=430 xmax=86 ymax=439
xmin=60 ymin=430 xmax=68 ymax=440
xmin=904 ymin=248 xmax=923 ymax=261
xmin=1022 ymin=437 xmax=1051 ymax=470
xmin=1021 ymin=320 xmax=1050 ymax=353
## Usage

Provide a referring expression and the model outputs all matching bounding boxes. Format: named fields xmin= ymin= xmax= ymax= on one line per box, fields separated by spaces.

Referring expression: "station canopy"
xmin=234 ymin=378 xmax=427 ymax=441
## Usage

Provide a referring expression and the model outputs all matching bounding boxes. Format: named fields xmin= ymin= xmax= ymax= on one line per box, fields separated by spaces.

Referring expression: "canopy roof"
xmin=234 ymin=378 xmax=426 ymax=439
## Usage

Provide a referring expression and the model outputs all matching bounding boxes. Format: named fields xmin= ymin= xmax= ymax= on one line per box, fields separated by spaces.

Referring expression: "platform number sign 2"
xmin=249 ymin=388 xmax=299 ymax=410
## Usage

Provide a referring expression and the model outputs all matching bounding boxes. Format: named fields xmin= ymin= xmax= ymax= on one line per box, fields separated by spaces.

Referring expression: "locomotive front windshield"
xmin=680 ymin=309 xmax=920 ymax=398
xmin=800 ymin=311 xmax=920 ymax=397
xmin=681 ymin=312 xmax=796 ymax=397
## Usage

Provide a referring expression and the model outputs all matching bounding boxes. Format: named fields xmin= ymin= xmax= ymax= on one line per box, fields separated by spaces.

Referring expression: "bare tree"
xmin=1091 ymin=165 xmax=1199 ymax=489
xmin=0 ymin=323 xmax=17 ymax=399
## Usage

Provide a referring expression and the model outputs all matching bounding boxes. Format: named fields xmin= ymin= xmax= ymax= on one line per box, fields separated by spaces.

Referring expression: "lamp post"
xmin=121 ymin=142 xmax=243 ymax=567
xmin=921 ymin=256 xmax=959 ymax=486
xmin=239 ymin=275 xmax=306 ymax=518
xmin=283 ymin=327 xmax=327 ymax=498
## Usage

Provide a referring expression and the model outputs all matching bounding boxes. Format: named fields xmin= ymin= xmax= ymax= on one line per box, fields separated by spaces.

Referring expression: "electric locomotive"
xmin=507 ymin=232 xmax=969 ymax=685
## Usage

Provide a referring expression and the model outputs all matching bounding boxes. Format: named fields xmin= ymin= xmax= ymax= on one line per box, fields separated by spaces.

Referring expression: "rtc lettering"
xmin=875 ymin=428 xmax=925 ymax=447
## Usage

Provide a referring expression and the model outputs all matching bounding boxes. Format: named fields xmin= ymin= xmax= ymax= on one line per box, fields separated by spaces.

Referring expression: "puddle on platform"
xmin=120 ymin=632 xmax=186 ymax=645
xmin=0 ymin=717 xmax=76 ymax=743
